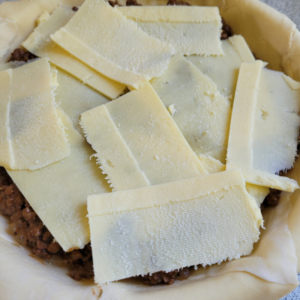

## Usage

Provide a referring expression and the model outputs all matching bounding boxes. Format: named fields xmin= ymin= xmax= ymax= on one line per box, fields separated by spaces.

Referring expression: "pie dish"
xmin=0 ymin=0 xmax=300 ymax=299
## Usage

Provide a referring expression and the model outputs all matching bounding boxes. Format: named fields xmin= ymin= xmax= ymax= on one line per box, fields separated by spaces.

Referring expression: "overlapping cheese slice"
xmin=118 ymin=6 xmax=223 ymax=56
xmin=55 ymin=69 xmax=109 ymax=133
xmin=80 ymin=83 xmax=207 ymax=191
xmin=88 ymin=170 xmax=262 ymax=284
xmin=7 ymin=109 xmax=111 ymax=252
xmin=187 ymin=35 xmax=255 ymax=102
xmin=151 ymin=54 xmax=231 ymax=164
xmin=227 ymin=60 xmax=300 ymax=192
xmin=0 ymin=58 xmax=70 ymax=170
xmin=22 ymin=7 xmax=126 ymax=99
xmin=51 ymin=0 xmax=174 ymax=89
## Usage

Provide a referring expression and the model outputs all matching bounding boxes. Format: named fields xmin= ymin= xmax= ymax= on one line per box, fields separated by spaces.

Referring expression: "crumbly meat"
xmin=9 ymin=48 xmax=36 ymax=62
xmin=167 ymin=0 xmax=191 ymax=5
xmin=221 ymin=18 xmax=234 ymax=40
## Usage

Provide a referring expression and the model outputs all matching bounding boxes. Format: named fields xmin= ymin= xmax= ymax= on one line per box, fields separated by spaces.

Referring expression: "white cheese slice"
xmin=151 ymin=54 xmax=231 ymax=163
xmin=197 ymin=155 xmax=269 ymax=206
xmin=22 ymin=7 xmax=126 ymax=99
xmin=56 ymin=69 xmax=109 ymax=133
xmin=187 ymin=35 xmax=255 ymax=101
xmin=80 ymin=83 xmax=207 ymax=191
xmin=7 ymin=109 xmax=111 ymax=252
xmin=88 ymin=170 xmax=262 ymax=285
xmin=51 ymin=0 xmax=174 ymax=89
xmin=227 ymin=60 xmax=300 ymax=192
xmin=118 ymin=6 xmax=223 ymax=56
xmin=0 ymin=58 xmax=70 ymax=170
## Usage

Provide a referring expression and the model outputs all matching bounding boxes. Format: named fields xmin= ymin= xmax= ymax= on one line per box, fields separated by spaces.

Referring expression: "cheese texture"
xmin=56 ymin=69 xmax=109 ymax=133
xmin=151 ymin=54 xmax=231 ymax=163
xmin=0 ymin=58 xmax=70 ymax=170
xmin=80 ymin=83 xmax=207 ymax=191
xmin=118 ymin=6 xmax=223 ymax=56
xmin=88 ymin=170 xmax=262 ymax=284
xmin=22 ymin=7 xmax=125 ymax=99
xmin=7 ymin=109 xmax=111 ymax=252
xmin=227 ymin=60 xmax=300 ymax=192
xmin=197 ymin=155 xmax=269 ymax=206
xmin=51 ymin=0 xmax=174 ymax=89
xmin=187 ymin=35 xmax=255 ymax=101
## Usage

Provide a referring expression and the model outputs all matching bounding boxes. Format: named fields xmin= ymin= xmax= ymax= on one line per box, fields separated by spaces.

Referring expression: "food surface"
xmin=88 ymin=170 xmax=262 ymax=284
xmin=0 ymin=0 xmax=300 ymax=298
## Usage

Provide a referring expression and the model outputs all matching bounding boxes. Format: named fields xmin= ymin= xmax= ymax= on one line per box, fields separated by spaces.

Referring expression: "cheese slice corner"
xmin=88 ymin=170 xmax=262 ymax=284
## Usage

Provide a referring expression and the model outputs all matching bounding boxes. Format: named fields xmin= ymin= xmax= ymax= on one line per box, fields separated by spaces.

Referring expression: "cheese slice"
xmin=197 ymin=155 xmax=269 ymax=206
xmin=80 ymin=83 xmax=207 ymax=191
xmin=117 ymin=6 xmax=223 ymax=56
xmin=227 ymin=60 xmax=300 ymax=192
xmin=0 ymin=58 xmax=70 ymax=170
xmin=22 ymin=7 xmax=126 ymax=99
xmin=56 ymin=69 xmax=109 ymax=133
xmin=151 ymin=54 xmax=231 ymax=163
xmin=187 ymin=35 xmax=255 ymax=102
xmin=51 ymin=0 xmax=174 ymax=89
xmin=87 ymin=170 xmax=262 ymax=284
xmin=7 ymin=109 xmax=111 ymax=252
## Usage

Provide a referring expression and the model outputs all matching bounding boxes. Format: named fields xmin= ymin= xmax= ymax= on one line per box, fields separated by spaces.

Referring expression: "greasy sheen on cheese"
xmin=0 ymin=58 xmax=70 ymax=170
xmin=227 ymin=60 xmax=300 ymax=192
xmin=7 ymin=109 xmax=111 ymax=252
xmin=22 ymin=6 xmax=126 ymax=99
xmin=187 ymin=35 xmax=255 ymax=101
xmin=118 ymin=6 xmax=223 ymax=56
xmin=56 ymin=69 xmax=109 ymax=133
xmin=51 ymin=0 xmax=174 ymax=89
xmin=151 ymin=54 xmax=231 ymax=163
xmin=80 ymin=83 xmax=207 ymax=191
xmin=88 ymin=170 xmax=262 ymax=284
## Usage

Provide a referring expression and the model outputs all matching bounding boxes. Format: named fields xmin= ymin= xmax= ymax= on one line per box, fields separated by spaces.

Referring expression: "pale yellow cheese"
xmin=51 ymin=0 xmax=174 ymax=89
xmin=7 ymin=109 xmax=111 ymax=252
xmin=227 ymin=61 xmax=300 ymax=192
xmin=22 ymin=7 xmax=125 ymax=99
xmin=187 ymin=35 xmax=255 ymax=101
xmin=0 ymin=58 xmax=70 ymax=170
xmin=151 ymin=54 xmax=231 ymax=163
xmin=56 ymin=69 xmax=109 ymax=133
xmin=118 ymin=6 xmax=223 ymax=56
xmin=87 ymin=170 xmax=262 ymax=284
xmin=80 ymin=83 xmax=207 ymax=191
xmin=197 ymin=155 xmax=269 ymax=206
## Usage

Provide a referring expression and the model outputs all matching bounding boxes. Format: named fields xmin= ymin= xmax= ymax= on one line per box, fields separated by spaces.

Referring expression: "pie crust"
xmin=0 ymin=0 xmax=300 ymax=299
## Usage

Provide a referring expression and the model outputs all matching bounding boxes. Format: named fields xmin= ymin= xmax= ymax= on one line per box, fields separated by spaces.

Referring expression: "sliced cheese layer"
xmin=80 ymin=83 xmax=207 ymax=191
xmin=151 ymin=54 xmax=231 ymax=163
xmin=22 ymin=7 xmax=125 ymax=99
xmin=51 ymin=0 xmax=174 ymax=89
xmin=7 ymin=109 xmax=111 ymax=252
xmin=56 ymin=69 xmax=109 ymax=133
xmin=118 ymin=6 xmax=223 ymax=56
xmin=0 ymin=58 xmax=70 ymax=170
xmin=197 ymin=155 xmax=269 ymax=206
xmin=88 ymin=170 xmax=262 ymax=284
xmin=187 ymin=35 xmax=255 ymax=101
xmin=227 ymin=61 xmax=300 ymax=192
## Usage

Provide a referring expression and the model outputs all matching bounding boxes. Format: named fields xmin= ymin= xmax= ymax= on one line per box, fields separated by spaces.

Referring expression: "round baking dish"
xmin=0 ymin=0 xmax=300 ymax=299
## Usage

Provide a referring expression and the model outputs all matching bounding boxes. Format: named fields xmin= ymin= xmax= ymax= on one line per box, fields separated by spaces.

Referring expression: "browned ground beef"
xmin=9 ymin=48 xmax=36 ymax=62
xmin=221 ymin=18 xmax=234 ymax=40
xmin=167 ymin=0 xmax=191 ymax=5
